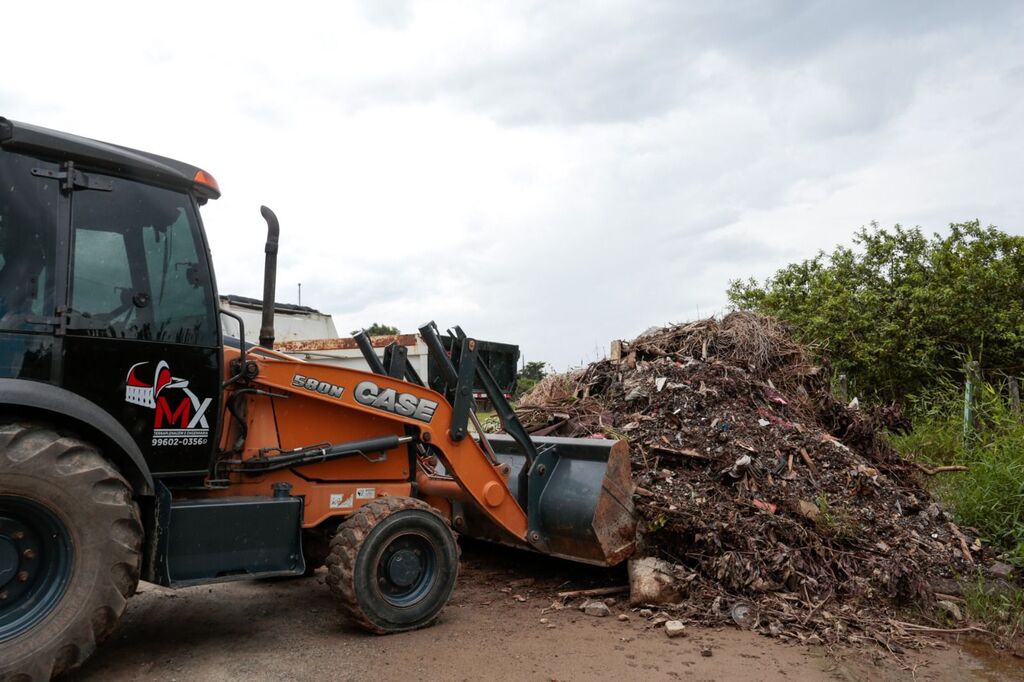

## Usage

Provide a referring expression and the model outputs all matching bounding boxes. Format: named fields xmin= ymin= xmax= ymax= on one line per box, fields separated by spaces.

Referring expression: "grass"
xmin=960 ymin=574 xmax=1024 ymax=633
xmin=890 ymin=377 xmax=1024 ymax=641
xmin=814 ymin=493 xmax=859 ymax=541
xmin=888 ymin=376 xmax=1024 ymax=567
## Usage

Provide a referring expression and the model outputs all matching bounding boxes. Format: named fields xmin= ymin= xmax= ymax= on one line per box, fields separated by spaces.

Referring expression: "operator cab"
xmin=0 ymin=118 xmax=224 ymax=481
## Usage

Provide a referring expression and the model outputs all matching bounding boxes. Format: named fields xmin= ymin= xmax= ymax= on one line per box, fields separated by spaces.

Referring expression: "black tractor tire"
xmin=325 ymin=497 xmax=459 ymax=634
xmin=0 ymin=422 xmax=142 ymax=681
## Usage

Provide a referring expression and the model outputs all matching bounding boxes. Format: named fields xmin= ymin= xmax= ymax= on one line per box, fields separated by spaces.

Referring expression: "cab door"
xmin=0 ymin=149 xmax=64 ymax=383
xmin=60 ymin=174 xmax=221 ymax=481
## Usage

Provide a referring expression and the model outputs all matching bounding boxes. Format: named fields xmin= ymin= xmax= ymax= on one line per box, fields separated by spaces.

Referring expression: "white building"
xmin=219 ymin=295 xmax=515 ymax=397
xmin=219 ymin=295 xmax=339 ymax=344
xmin=219 ymin=294 xmax=428 ymax=375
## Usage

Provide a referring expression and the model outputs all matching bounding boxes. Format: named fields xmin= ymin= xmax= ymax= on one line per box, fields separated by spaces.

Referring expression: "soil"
xmin=69 ymin=541 xmax=1018 ymax=682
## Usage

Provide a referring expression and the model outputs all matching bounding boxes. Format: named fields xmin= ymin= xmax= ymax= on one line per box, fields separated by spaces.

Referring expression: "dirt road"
xmin=70 ymin=541 xmax=1017 ymax=681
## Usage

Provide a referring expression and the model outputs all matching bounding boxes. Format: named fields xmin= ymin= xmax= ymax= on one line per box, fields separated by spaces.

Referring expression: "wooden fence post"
xmin=963 ymin=361 xmax=980 ymax=441
xmin=1010 ymin=376 xmax=1021 ymax=418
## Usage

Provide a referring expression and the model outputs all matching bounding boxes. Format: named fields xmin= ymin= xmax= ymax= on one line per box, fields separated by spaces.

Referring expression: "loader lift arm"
xmin=354 ymin=322 xmax=536 ymax=505
xmin=343 ymin=321 xmax=636 ymax=563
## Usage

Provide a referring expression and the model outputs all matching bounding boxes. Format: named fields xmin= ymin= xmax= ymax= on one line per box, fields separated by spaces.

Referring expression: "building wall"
xmin=219 ymin=296 xmax=427 ymax=378
xmin=220 ymin=300 xmax=339 ymax=343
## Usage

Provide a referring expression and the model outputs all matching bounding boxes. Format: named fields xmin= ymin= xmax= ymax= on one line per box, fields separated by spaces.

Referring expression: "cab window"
xmin=0 ymin=150 xmax=58 ymax=332
xmin=70 ymin=178 xmax=217 ymax=346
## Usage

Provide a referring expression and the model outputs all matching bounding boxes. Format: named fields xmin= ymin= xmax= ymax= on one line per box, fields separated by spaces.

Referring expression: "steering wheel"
xmin=88 ymin=288 xmax=147 ymax=336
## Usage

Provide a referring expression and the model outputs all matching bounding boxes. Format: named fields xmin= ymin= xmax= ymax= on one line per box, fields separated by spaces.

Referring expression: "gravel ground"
xmin=68 ymin=541 xmax=1017 ymax=682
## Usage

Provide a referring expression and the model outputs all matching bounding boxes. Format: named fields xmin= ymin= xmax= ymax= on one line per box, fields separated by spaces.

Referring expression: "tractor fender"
xmin=0 ymin=378 xmax=154 ymax=495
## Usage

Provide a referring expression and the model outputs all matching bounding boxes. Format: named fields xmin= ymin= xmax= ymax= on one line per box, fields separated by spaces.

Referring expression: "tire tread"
xmin=325 ymin=497 xmax=458 ymax=634
xmin=0 ymin=422 xmax=142 ymax=681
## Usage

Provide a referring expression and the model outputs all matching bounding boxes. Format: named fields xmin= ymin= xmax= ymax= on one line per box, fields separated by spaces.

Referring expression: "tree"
xmin=352 ymin=323 xmax=399 ymax=337
xmin=728 ymin=222 xmax=1024 ymax=400
xmin=515 ymin=360 xmax=549 ymax=398
xmin=519 ymin=361 xmax=549 ymax=382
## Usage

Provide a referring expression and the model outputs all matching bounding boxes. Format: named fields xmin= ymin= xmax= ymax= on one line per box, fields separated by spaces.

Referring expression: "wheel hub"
xmin=376 ymin=532 xmax=438 ymax=607
xmin=0 ymin=499 xmax=72 ymax=642
xmin=0 ymin=535 xmax=17 ymax=587
xmin=386 ymin=549 xmax=423 ymax=587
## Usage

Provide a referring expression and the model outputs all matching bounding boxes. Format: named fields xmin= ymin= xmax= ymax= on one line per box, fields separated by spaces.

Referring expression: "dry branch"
xmin=556 ymin=585 xmax=629 ymax=599
xmin=911 ymin=462 xmax=969 ymax=476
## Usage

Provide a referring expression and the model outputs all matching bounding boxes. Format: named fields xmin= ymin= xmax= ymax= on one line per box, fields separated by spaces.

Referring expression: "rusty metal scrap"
xmin=275 ymin=333 xmax=420 ymax=352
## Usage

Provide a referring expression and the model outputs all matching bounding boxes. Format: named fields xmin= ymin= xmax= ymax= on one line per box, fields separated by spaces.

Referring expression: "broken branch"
xmin=798 ymin=447 xmax=818 ymax=479
xmin=649 ymin=445 xmax=712 ymax=461
xmin=556 ymin=585 xmax=629 ymax=599
xmin=911 ymin=462 xmax=969 ymax=476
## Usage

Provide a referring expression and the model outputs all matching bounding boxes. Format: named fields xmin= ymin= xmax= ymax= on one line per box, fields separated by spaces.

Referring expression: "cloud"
xmin=2 ymin=1 xmax=1022 ymax=369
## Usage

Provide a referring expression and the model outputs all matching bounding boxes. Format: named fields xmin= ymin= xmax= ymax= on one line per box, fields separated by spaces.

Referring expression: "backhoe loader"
xmin=0 ymin=118 xmax=636 ymax=680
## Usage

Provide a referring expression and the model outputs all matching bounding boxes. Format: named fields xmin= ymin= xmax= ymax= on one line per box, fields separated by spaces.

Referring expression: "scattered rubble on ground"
xmin=664 ymin=620 xmax=686 ymax=637
xmin=629 ymin=556 xmax=685 ymax=605
xmin=515 ymin=312 xmax=1013 ymax=648
xmin=582 ymin=600 xmax=612 ymax=617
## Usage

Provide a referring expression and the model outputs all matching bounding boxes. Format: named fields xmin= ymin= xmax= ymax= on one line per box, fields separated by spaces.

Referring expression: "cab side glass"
xmin=70 ymin=178 xmax=218 ymax=346
xmin=0 ymin=151 xmax=58 ymax=332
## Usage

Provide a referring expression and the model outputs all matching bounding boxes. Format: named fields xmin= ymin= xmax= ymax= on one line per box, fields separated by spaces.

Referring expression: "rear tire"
xmin=325 ymin=497 xmax=458 ymax=634
xmin=0 ymin=423 xmax=142 ymax=681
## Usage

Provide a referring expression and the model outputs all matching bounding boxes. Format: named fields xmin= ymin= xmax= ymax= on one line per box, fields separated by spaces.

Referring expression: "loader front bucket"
xmin=460 ymin=434 xmax=636 ymax=566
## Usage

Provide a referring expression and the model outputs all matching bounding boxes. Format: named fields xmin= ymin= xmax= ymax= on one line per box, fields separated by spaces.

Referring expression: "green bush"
xmin=890 ymin=377 xmax=1024 ymax=565
xmin=351 ymin=323 xmax=399 ymax=336
xmin=729 ymin=222 xmax=1024 ymax=401
xmin=725 ymin=220 xmax=1024 ymax=563
xmin=888 ymin=375 xmax=965 ymax=464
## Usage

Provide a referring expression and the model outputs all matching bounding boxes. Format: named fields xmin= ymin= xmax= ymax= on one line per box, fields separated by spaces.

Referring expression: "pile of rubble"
xmin=516 ymin=312 xmax=1006 ymax=647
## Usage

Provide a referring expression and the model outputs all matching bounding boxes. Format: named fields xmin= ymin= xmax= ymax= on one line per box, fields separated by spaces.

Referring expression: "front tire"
xmin=0 ymin=423 xmax=142 ymax=681
xmin=325 ymin=497 xmax=458 ymax=634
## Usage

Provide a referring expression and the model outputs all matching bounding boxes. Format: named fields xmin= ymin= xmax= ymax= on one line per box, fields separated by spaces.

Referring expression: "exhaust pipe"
xmin=259 ymin=206 xmax=279 ymax=349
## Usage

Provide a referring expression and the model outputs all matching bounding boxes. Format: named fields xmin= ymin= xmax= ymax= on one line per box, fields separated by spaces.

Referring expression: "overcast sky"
xmin=3 ymin=1 xmax=1022 ymax=369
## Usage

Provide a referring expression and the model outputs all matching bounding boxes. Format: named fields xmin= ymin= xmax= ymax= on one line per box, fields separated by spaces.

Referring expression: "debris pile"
xmin=516 ymin=312 xmax=999 ymax=646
